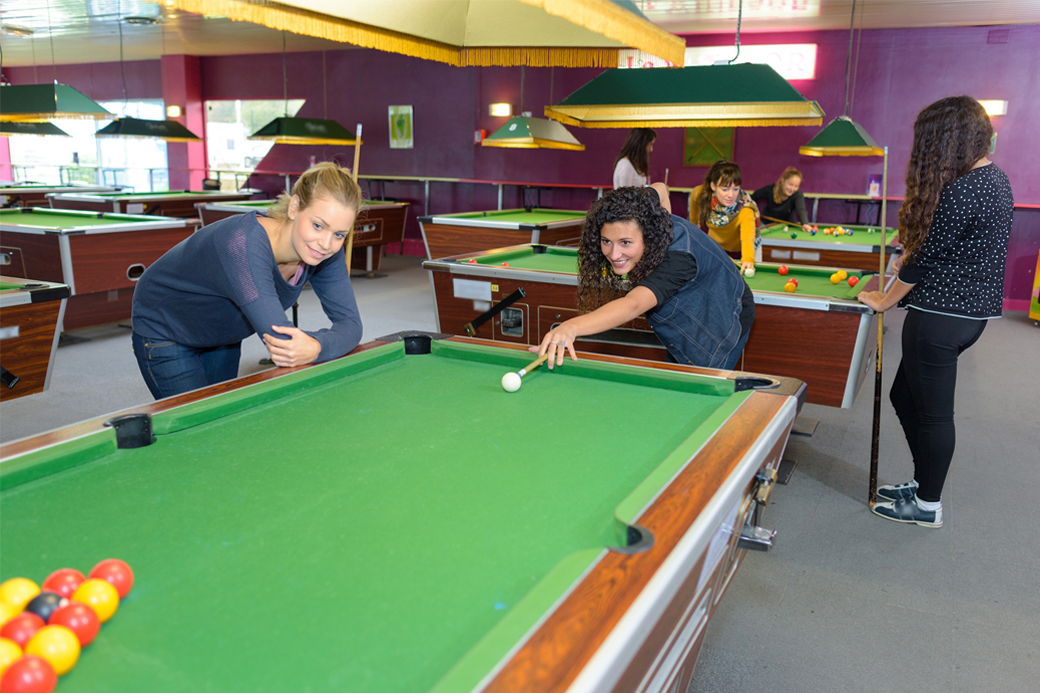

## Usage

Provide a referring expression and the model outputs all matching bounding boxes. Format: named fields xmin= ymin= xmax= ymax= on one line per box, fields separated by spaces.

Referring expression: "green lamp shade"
xmin=544 ymin=63 xmax=824 ymax=128
xmin=799 ymin=116 xmax=884 ymax=157
xmin=481 ymin=116 xmax=585 ymax=150
xmin=0 ymin=84 xmax=113 ymax=122
xmin=0 ymin=121 xmax=71 ymax=137
xmin=95 ymin=117 xmax=201 ymax=142
xmin=248 ymin=117 xmax=360 ymax=145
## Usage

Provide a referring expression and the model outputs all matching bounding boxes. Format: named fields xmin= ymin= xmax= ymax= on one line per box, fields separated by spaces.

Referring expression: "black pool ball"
xmin=24 ymin=591 xmax=68 ymax=622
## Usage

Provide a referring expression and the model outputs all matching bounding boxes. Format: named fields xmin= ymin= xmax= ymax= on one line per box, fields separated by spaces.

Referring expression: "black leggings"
xmin=890 ymin=309 xmax=987 ymax=503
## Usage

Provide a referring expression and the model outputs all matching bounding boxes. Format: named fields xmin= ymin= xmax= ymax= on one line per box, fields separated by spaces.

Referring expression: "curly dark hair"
xmin=576 ymin=186 xmax=673 ymax=313
xmin=899 ymin=96 xmax=993 ymax=259
xmin=693 ymin=161 xmax=742 ymax=227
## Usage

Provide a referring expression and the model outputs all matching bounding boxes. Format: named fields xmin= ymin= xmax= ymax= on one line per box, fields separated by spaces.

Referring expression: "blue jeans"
xmin=720 ymin=328 xmax=751 ymax=371
xmin=132 ymin=332 xmax=242 ymax=400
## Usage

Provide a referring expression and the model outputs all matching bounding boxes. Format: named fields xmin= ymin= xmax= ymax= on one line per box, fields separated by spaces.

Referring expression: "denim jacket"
xmin=645 ymin=215 xmax=746 ymax=368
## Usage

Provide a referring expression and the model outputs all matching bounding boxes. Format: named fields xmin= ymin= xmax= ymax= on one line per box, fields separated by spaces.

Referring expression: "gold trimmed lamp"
xmin=95 ymin=13 xmax=202 ymax=142
xmin=799 ymin=115 xmax=883 ymax=157
xmin=249 ymin=38 xmax=358 ymax=146
xmin=483 ymin=66 xmax=584 ymax=151
xmin=1 ymin=120 xmax=70 ymax=137
xmin=160 ymin=0 xmax=684 ymax=68
xmin=0 ymin=84 xmax=112 ymax=122
xmin=544 ymin=63 xmax=824 ymax=128
xmin=482 ymin=116 xmax=584 ymax=150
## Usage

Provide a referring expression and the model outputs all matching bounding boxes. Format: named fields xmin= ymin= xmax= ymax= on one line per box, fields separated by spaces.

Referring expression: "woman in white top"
xmin=612 ymin=128 xmax=656 ymax=188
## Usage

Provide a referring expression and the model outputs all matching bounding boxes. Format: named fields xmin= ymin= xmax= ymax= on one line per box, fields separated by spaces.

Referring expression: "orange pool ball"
xmin=71 ymin=580 xmax=119 ymax=624
xmin=25 ymin=625 xmax=79 ymax=677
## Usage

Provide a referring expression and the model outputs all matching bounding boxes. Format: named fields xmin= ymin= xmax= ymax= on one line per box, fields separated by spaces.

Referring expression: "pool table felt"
xmin=760 ymin=222 xmax=897 ymax=246
xmin=464 ymin=247 xmax=868 ymax=301
xmin=441 ymin=208 xmax=587 ymax=225
xmin=0 ymin=208 xmax=177 ymax=228
xmin=0 ymin=341 xmax=749 ymax=693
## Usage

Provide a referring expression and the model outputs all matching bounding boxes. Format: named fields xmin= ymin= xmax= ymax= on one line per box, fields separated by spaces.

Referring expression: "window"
xmin=205 ymin=99 xmax=304 ymax=192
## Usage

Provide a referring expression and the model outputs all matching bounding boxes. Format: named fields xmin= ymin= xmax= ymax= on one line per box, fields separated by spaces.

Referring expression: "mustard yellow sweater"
xmin=689 ymin=185 xmax=757 ymax=264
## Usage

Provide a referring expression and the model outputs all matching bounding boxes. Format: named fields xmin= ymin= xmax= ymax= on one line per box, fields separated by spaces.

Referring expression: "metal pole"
xmin=868 ymin=146 xmax=889 ymax=506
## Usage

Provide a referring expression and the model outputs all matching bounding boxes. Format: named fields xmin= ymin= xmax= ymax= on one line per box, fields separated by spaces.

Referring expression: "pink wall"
xmin=2 ymin=24 xmax=1037 ymax=304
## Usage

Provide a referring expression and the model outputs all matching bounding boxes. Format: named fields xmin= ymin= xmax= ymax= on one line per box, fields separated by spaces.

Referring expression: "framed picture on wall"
xmin=683 ymin=127 xmax=734 ymax=167
xmin=389 ymin=106 xmax=413 ymax=149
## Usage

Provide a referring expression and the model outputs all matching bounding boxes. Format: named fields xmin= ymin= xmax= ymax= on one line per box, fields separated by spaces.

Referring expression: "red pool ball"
xmin=778 ymin=265 xmax=789 ymax=275
xmin=0 ymin=654 xmax=57 ymax=693
xmin=500 ymin=262 xmax=510 ymax=267
xmin=41 ymin=570 xmax=85 ymax=601
xmin=88 ymin=559 xmax=134 ymax=600
xmin=47 ymin=604 xmax=100 ymax=648
xmin=848 ymin=276 xmax=859 ymax=287
xmin=0 ymin=613 xmax=46 ymax=649
xmin=467 ymin=258 xmax=477 ymax=263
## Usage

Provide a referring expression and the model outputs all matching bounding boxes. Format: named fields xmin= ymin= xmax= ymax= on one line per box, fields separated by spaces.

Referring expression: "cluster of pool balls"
xmin=786 ymin=225 xmax=866 ymax=238
xmin=776 ymin=265 xmax=858 ymax=292
xmin=0 ymin=559 xmax=133 ymax=693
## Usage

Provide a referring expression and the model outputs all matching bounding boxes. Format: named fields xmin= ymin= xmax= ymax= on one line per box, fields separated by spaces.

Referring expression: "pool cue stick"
xmin=346 ymin=123 xmax=362 ymax=273
xmin=868 ymin=147 xmax=889 ymax=507
xmin=517 ymin=353 xmax=549 ymax=379
xmin=664 ymin=168 xmax=669 ymax=186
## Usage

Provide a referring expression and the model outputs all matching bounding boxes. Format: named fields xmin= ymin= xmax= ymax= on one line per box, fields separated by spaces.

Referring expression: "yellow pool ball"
xmin=830 ymin=273 xmax=842 ymax=284
xmin=0 ymin=601 xmax=20 ymax=626
xmin=71 ymin=579 xmax=119 ymax=623
xmin=0 ymin=578 xmax=40 ymax=612
xmin=784 ymin=281 xmax=797 ymax=293
xmin=0 ymin=637 xmax=22 ymax=677
xmin=836 ymin=270 xmax=848 ymax=280
xmin=26 ymin=624 xmax=80 ymax=676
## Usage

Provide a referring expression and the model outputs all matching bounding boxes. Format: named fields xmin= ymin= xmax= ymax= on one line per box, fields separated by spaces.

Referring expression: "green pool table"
xmin=759 ymin=222 xmax=901 ymax=273
xmin=0 ymin=183 xmax=122 ymax=209
xmin=0 ymin=276 xmax=69 ymax=401
xmin=197 ymin=198 xmax=411 ymax=274
xmin=425 ymin=245 xmax=879 ymax=408
xmin=0 ymin=335 xmax=798 ymax=693
xmin=48 ymin=190 xmax=258 ymax=218
xmin=0 ymin=207 xmax=193 ymax=330
xmin=419 ymin=208 xmax=587 ymax=259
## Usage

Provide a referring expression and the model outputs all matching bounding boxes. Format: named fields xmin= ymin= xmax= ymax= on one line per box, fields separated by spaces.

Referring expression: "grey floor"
xmin=2 ymin=254 xmax=1038 ymax=692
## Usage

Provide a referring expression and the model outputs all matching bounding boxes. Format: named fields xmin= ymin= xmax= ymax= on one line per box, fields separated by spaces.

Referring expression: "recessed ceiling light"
xmin=122 ymin=16 xmax=161 ymax=25
xmin=0 ymin=24 xmax=34 ymax=37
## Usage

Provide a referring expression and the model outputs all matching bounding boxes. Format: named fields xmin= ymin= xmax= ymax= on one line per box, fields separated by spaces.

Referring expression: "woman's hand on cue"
xmin=530 ymin=325 xmax=578 ymax=369
xmin=263 ymin=325 xmax=322 ymax=367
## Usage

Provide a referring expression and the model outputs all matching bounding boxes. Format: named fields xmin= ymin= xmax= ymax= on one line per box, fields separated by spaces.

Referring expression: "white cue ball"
xmin=501 ymin=372 xmax=522 ymax=393
xmin=744 ymin=267 xmax=756 ymax=278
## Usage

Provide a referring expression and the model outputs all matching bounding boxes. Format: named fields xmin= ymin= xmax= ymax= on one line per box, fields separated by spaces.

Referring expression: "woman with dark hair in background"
xmin=612 ymin=128 xmax=657 ymax=188
xmin=752 ymin=166 xmax=812 ymax=231
xmin=857 ymin=96 xmax=1013 ymax=528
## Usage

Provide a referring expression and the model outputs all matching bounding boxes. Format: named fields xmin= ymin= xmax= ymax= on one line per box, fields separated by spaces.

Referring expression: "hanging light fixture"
xmin=483 ymin=66 xmax=584 ymax=151
xmin=799 ymin=0 xmax=880 ymax=157
xmin=249 ymin=37 xmax=359 ymax=146
xmin=1 ymin=121 xmax=70 ymax=137
xmin=95 ymin=9 xmax=201 ymax=142
xmin=544 ymin=1 xmax=821 ymax=129
xmin=0 ymin=1 xmax=112 ymax=122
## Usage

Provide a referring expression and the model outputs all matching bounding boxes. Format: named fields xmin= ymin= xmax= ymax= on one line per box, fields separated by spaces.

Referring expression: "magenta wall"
xmin=2 ymin=23 xmax=1037 ymax=304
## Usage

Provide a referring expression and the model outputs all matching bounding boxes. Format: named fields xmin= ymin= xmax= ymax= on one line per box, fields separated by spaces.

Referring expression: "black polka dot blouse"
xmin=897 ymin=164 xmax=1014 ymax=318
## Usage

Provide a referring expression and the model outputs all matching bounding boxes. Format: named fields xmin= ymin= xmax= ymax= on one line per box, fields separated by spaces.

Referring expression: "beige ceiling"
xmin=0 ymin=0 xmax=1037 ymax=68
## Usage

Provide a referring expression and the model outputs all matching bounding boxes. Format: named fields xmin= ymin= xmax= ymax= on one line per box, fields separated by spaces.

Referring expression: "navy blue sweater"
xmin=132 ymin=212 xmax=363 ymax=360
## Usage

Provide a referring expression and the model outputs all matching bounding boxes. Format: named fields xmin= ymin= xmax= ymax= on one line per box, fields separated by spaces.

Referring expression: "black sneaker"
xmin=871 ymin=497 xmax=943 ymax=528
xmin=876 ymin=480 xmax=919 ymax=503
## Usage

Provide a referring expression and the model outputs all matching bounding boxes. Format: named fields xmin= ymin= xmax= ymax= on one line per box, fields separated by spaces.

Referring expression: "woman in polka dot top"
xmin=857 ymin=95 xmax=1013 ymax=528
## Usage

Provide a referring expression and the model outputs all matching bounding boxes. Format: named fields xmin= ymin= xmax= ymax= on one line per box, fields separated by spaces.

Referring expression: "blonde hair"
xmin=772 ymin=167 xmax=802 ymax=204
xmin=266 ymin=162 xmax=363 ymax=220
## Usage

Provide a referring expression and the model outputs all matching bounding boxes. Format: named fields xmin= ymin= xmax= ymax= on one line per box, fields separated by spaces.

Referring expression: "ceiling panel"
xmin=0 ymin=0 xmax=1036 ymax=68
